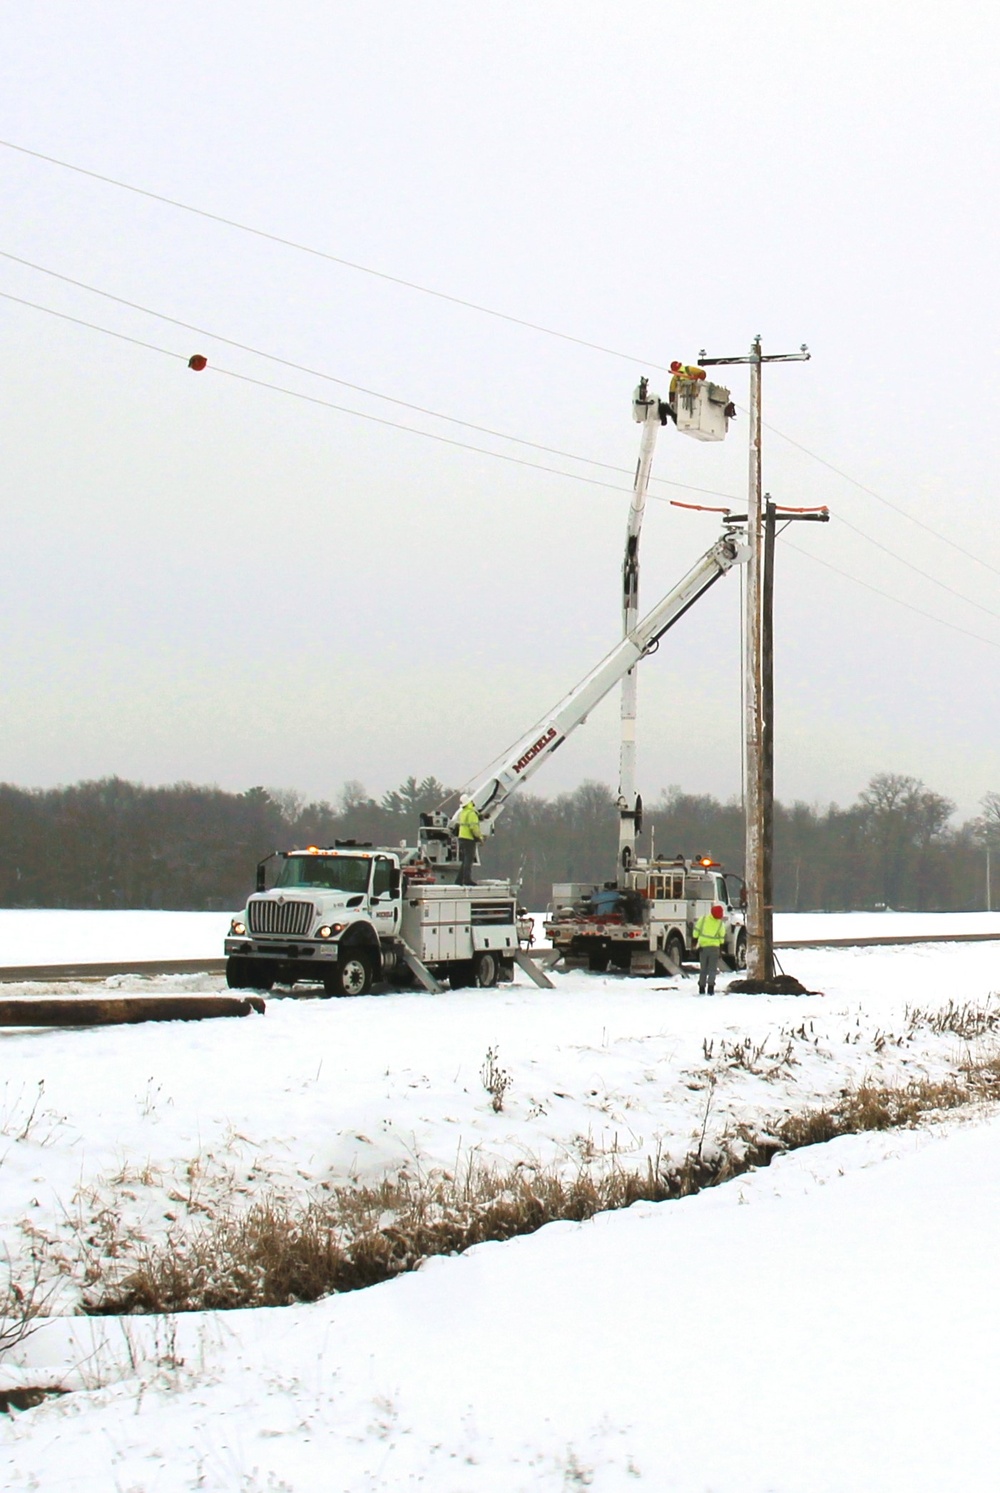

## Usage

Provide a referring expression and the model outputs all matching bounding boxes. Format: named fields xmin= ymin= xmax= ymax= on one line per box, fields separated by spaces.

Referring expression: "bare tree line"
xmin=0 ymin=772 xmax=996 ymax=913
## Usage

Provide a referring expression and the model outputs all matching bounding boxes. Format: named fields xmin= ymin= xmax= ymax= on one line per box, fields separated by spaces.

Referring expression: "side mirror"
xmin=256 ymin=864 xmax=266 ymax=892
xmin=390 ymin=869 xmax=401 ymax=898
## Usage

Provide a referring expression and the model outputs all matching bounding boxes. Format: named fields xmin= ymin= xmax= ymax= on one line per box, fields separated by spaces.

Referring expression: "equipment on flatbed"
xmin=544 ymin=854 xmax=747 ymax=976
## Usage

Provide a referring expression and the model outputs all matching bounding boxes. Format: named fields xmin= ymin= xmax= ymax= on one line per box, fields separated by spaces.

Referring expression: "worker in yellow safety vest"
xmin=692 ymin=902 xmax=727 ymax=995
xmin=668 ymin=360 xmax=707 ymax=395
xmin=456 ymin=800 xmax=483 ymax=886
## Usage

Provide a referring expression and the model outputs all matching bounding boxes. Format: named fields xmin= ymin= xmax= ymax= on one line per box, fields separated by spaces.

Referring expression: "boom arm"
xmin=619 ymin=380 xmax=671 ymax=871
xmin=452 ymin=530 xmax=748 ymax=835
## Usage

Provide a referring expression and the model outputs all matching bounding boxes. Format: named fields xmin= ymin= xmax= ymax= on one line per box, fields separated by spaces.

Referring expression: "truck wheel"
xmin=327 ymin=950 xmax=373 ymax=997
xmin=473 ymin=951 xmax=500 ymax=988
xmin=665 ymin=933 xmax=685 ymax=970
xmin=449 ymin=962 xmax=472 ymax=991
xmin=226 ymin=956 xmax=247 ymax=989
xmin=588 ymin=950 xmax=611 ymax=973
xmin=732 ymin=930 xmax=747 ymax=971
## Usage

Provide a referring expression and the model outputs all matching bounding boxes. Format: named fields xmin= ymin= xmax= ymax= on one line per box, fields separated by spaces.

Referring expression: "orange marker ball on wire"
xmin=188 ymin=354 xmax=208 ymax=371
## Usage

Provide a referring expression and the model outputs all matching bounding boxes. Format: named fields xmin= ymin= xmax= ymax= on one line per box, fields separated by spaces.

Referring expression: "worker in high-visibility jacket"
xmin=668 ymin=360 xmax=707 ymax=395
xmin=456 ymin=799 xmax=484 ymax=886
xmin=692 ymin=902 xmax=727 ymax=995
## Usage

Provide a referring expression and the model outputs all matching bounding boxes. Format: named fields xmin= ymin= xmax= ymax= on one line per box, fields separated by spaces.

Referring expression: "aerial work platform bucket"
xmin=673 ymin=378 xmax=732 ymax=442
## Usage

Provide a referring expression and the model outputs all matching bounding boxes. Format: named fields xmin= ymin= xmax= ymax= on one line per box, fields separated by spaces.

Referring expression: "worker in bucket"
xmin=693 ymin=902 xmax=727 ymax=995
xmin=456 ymin=799 xmax=484 ymax=886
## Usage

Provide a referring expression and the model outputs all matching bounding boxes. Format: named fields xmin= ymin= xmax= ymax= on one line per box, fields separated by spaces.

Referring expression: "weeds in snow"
xmin=701 ymin=1030 xmax=797 ymax=1075
xmin=0 ymin=1250 xmax=58 ymax=1359
xmin=480 ymin=1046 xmax=512 ymax=1112
xmin=77 ymin=1052 xmax=1000 ymax=1316
xmin=906 ymin=997 xmax=1000 ymax=1039
xmin=0 ymin=1080 xmax=64 ymax=1147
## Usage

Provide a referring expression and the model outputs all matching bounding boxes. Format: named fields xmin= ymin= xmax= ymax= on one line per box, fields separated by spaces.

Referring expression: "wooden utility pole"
xmin=698 ymin=339 xmax=810 ymax=983
xmin=762 ymin=496 xmax=777 ymax=979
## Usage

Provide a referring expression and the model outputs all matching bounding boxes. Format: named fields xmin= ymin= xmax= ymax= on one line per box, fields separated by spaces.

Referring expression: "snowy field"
xmin=3 ymin=907 xmax=1000 ymax=966
xmin=1 ymin=912 xmax=1000 ymax=1489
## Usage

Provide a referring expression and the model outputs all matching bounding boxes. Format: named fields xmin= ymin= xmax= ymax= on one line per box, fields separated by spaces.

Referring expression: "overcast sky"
xmin=2 ymin=3 xmax=998 ymax=823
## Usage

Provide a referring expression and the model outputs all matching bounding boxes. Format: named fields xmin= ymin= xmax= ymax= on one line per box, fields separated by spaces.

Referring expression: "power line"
xmin=6 ymin=283 xmax=1000 ymax=666
xmin=831 ymin=512 xmax=1000 ymax=625
xmin=0 ymin=290 xmax=187 ymax=364
xmin=0 ymin=289 xmax=677 ymax=500
xmin=761 ymin=416 xmax=1000 ymax=581
xmin=781 ymin=535 xmax=1000 ymax=652
xmin=5 ymin=138 xmax=998 ymax=584
xmin=7 ymin=280 xmax=1000 ymax=640
xmin=0 ymin=248 xmax=737 ymax=504
xmin=0 ymin=138 xmax=671 ymax=371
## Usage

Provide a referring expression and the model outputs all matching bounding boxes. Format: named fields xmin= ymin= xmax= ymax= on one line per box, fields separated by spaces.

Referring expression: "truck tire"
xmin=225 ymin=956 xmax=247 ymax=990
xmin=665 ymin=933 xmax=685 ymax=970
xmin=730 ymin=930 xmax=748 ymax=971
xmin=326 ymin=950 xmax=373 ymax=997
xmin=448 ymin=962 xmax=473 ymax=991
xmin=473 ymin=951 xmax=500 ymax=988
xmin=587 ymin=949 xmax=611 ymax=973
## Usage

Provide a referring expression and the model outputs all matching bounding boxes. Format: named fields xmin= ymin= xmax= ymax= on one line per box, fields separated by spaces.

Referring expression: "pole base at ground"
xmin=726 ymin=973 xmax=815 ymax=995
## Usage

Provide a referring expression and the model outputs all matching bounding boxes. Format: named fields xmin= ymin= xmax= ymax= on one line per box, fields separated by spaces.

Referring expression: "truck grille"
xmin=471 ymin=902 xmax=515 ymax=926
xmin=248 ymin=898 xmax=315 ymax=936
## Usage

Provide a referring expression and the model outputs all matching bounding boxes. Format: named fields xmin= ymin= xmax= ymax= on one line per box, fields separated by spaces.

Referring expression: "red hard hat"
xmin=669 ymin=360 xmax=682 ymax=373
xmin=711 ymin=903 xmax=724 ymax=919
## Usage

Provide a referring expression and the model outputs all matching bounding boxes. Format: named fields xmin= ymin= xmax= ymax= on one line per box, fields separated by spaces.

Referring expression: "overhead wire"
xmin=780 ymin=534 xmax=1000 ymax=652
xmin=760 ymin=416 xmax=1000 ymax=581
xmin=0 ymin=248 xmax=738 ymax=504
xmin=0 ymin=138 xmax=672 ymax=371
xmin=7 ymin=135 xmax=1000 ymax=588
xmin=5 ymin=139 xmax=1000 ymax=645
xmin=8 ymin=250 xmax=998 ymax=628
xmin=0 ymin=288 xmax=710 ymax=502
xmin=4 ymin=138 xmax=997 ymax=586
xmin=830 ymin=512 xmax=1000 ymax=625
xmin=6 ymin=282 xmax=1000 ymax=661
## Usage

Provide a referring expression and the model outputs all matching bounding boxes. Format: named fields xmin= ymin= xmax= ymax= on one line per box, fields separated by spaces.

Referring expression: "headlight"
xmin=318 ymin=923 xmax=346 ymax=939
xmin=230 ymin=919 xmax=246 ymax=936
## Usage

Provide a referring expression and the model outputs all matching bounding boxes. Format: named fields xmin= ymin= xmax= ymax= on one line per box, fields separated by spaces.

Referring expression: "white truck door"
xmin=371 ymin=857 xmax=401 ymax=938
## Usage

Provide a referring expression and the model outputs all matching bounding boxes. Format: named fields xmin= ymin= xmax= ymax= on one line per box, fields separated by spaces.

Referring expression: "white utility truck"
xmin=544 ymin=855 xmax=747 ymax=976
xmin=226 ymin=845 xmax=530 ymax=996
xmin=224 ymin=527 xmax=748 ymax=997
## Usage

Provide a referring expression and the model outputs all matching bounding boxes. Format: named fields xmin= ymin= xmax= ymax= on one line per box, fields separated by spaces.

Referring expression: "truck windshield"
xmin=274 ymin=857 xmax=371 ymax=894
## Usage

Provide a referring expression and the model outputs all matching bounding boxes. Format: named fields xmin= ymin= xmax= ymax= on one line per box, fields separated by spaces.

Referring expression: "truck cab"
xmin=225 ymin=846 xmax=400 ymax=996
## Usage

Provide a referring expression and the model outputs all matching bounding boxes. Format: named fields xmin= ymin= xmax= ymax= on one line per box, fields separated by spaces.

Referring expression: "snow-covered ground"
xmin=3 ymin=907 xmax=1000 ymax=967
xmin=0 ymin=909 xmax=229 ymax=965
xmin=1 ymin=912 xmax=1000 ymax=1489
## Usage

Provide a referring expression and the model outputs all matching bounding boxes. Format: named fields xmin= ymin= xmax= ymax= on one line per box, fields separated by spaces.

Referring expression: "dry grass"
xmin=75 ymin=1050 xmax=1000 ymax=1318
xmin=0 ymin=1252 xmax=57 ymax=1356
xmin=773 ymin=1076 xmax=970 ymax=1150
xmin=906 ymin=998 xmax=1000 ymax=1040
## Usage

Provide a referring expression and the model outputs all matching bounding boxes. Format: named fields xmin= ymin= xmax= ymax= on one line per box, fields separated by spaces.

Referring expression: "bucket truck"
xmin=542 ymin=371 xmax=746 ymax=978
xmin=224 ymin=528 xmax=748 ymax=998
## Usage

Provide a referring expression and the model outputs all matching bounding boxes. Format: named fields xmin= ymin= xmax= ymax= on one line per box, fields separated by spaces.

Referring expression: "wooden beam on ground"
xmin=0 ymin=995 xmax=265 ymax=1026
xmin=0 ymin=959 xmax=227 ymax=983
